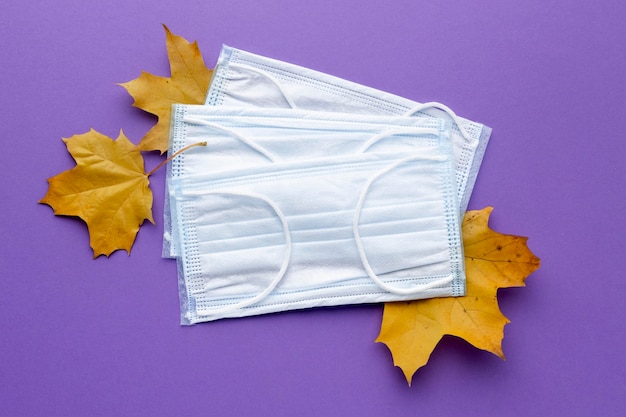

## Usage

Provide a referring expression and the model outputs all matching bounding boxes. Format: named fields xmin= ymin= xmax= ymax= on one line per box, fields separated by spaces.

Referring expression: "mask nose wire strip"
xmin=193 ymin=191 xmax=293 ymax=317
xmin=356 ymin=128 xmax=440 ymax=154
xmin=183 ymin=117 xmax=278 ymax=162
xmin=403 ymin=102 xmax=477 ymax=146
xmin=353 ymin=155 xmax=454 ymax=295
xmin=227 ymin=62 xmax=298 ymax=109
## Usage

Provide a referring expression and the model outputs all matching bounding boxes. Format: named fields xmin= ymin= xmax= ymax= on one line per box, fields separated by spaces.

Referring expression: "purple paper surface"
xmin=1 ymin=0 xmax=625 ymax=415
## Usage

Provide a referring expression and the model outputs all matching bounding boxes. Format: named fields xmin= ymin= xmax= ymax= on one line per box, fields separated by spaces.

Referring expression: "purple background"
xmin=1 ymin=0 xmax=624 ymax=415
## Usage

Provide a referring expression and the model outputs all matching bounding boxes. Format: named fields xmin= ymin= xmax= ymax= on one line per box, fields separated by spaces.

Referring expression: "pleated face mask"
xmin=164 ymin=105 xmax=467 ymax=259
xmin=206 ymin=45 xmax=491 ymax=212
xmin=169 ymin=121 xmax=463 ymax=323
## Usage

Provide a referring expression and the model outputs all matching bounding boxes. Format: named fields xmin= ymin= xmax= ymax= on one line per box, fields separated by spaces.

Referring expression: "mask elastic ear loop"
xmin=356 ymin=127 xmax=441 ymax=154
xmin=353 ymin=155 xmax=454 ymax=295
xmin=404 ymin=102 xmax=477 ymax=146
xmin=228 ymin=62 xmax=298 ymax=109
xmin=184 ymin=117 xmax=278 ymax=162
xmin=191 ymin=191 xmax=292 ymax=317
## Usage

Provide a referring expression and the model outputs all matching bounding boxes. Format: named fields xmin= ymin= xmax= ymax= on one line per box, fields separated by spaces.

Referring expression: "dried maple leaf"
xmin=120 ymin=25 xmax=213 ymax=153
xmin=40 ymin=129 xmax=154 ymax=258
xmin=376 ymin=207 xmax=540 ymax=385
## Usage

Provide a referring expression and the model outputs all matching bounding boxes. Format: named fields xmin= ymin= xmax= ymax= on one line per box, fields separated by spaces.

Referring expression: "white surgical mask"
xmin=164 ymin=105 xmax=461 ymax=258
xmin=170 ymin=136 xmax=463 ymax=323
xmin=205 ymin=45 xmax=491 ymax=213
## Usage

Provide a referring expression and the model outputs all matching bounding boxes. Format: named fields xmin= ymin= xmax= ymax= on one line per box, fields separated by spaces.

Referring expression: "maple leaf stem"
xmin=146 ymin=141 xmax=207 ymax=177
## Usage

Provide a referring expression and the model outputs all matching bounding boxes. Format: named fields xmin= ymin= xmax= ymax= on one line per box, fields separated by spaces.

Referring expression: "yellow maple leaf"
xmin=120 ymin=25 xmax=213 ymax=153
xmin=376 ymin=207 xmax=541 ymax=385
xmin=40 ymin=129 xmax=154 ymax=258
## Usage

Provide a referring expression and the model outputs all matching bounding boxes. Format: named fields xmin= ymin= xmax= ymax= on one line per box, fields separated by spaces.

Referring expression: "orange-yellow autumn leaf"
xmin=40 ymin=129 xmax=154 ymax=258
xmin=120 ymin=25 xmax=213 ymax=153
xmin=376 ymin=207 xmax=540 ymax=385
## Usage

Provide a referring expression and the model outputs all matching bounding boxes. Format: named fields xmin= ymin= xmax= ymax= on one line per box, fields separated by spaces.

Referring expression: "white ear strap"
xmin=184 ymin=117 xmax=278 ymax=162
xmin=353 ymin=155 xmax=454 ymax=295
xmin=193 ymin=191 xmax=292 ymax=317
xmin=228 ymin=62 xmax=298 ymax=109
xmin=404 ymin=102 xmax=477 ymax=146
xmin=357 ymin=127 xmax=441 ymax=154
